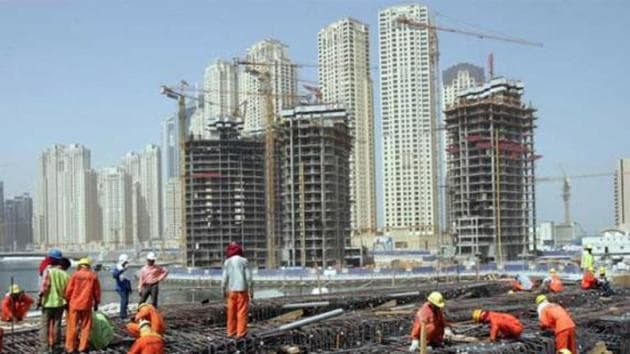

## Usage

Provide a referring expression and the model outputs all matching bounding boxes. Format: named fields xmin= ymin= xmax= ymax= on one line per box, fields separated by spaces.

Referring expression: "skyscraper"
xmin=204 ymin=60 xmax=240 ymax=123
xmin=318 ymin=18 xmax=377 ymax=236
xmin=3 ymin=193 xmax=33 ymax=251
xmin=163 ymin=178 xmax=182 ymax=247
xmin=379 ymin=4 xmax=438 ymax=242
xmin=442 ymin=63 xmax=485 ymax=108
xmin=615 ymin=158 xmax=630 ymax=233
xmin=97 ymin=167 xmax=132 ymax=248
xmin=0 ymin=181 xmax=4 ymax=249
xmin=241 ymin=39 xmax=298 ymax=132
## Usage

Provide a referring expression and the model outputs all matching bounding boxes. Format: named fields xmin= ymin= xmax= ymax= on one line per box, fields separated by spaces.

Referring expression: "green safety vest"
xmin=43 ymin=267 xmax=70 ymax=308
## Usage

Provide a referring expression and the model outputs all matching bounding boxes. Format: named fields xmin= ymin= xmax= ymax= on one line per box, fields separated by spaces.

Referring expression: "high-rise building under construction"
xmin=445 ymin=78 xmax=537 ymax=261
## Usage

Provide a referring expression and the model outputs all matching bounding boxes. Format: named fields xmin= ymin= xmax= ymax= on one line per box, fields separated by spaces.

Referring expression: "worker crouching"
xmin=536 ymin=295 xmax=577 ymax=354
xmin=128 ymin=320 xmax=165 ymax=354
xmin=65 ymin=257 xmax=101 ymax=354
xmin=581 ymin=267 xmax=598 ymax=290
xmin=222 ymin=242 xmax=253 ymax=338
xmin=1 ymin=284 xmax=34 ymax=322
xmin=472 ymin=309 xmax=522 ymax=341
xmin=409 ymin=291 xmax=448 ymax=352
xmin=542 ymin=269 xmax=565 ymax=293
xmin=127 ymin=303 xmax=165 ymax=338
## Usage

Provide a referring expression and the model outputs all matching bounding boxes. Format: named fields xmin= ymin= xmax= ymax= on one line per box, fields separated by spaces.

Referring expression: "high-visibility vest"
xmin=43 ymin=268 xmax=69 ymax=308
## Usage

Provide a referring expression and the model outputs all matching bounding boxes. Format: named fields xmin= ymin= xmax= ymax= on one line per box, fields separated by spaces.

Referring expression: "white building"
xmin=163 ymin=178 xmax=182 ymax=248
xmin=97 ymin=167 xmax=132 ymax=248
xmin=615 ymin=158 xmax=630 ymax=233
xmin=583 ymin=228 xmax=630 ymax=262
xmin=318 ymin=18 xmax=377 ymax=235
xmin=442 ymin=63 xmax=485 ymax=108
xmin=379 ymin=4 xmax=437 ymax=236
xmin=241 ymin=39 xmax=298 ymax=132
xmin=204 ymin=60 xmax=240 ymax=126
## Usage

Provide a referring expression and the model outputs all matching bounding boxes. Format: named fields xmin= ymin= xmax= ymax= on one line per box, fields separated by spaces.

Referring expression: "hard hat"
xmin=587 ymin=266 xmax=594 ymax=272
xmin=507 ymin=290 xmax=515 ymax=295
xmin=138 ymin=319 xmax=151 ymax=329
xmin=584 ymin=244 xmax=592 ymax=250
xmin=77 ymin=257 xmax=92 ymax=267
xmin=599 ymin=266 xmax=606 ymax=276
xmin=137 ymin=303 xmax=152 ymax=311
xmin=558 ymin=349 xmax=572 ymax=354
xmin=549 ymin=268 xmax=556 ymax=274
xmin=9 ymin=284 xmax=21 ymax=294
xmin=472 ymin=309 xmax=483 ymax=322
xmin=146 ymin=252 xmax=157 ymax=261
xmin=427 ymin=291 xmax=445 ymax=308
xmin=119 ymin=254 xmax=129 ymax=263
xmin=536 ymin=294 xmax=547 ymax=305
xmin=48 ymin=248 xmax=63 ymax=260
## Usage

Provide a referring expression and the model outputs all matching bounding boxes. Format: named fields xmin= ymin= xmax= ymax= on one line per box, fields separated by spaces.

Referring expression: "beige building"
xmin=97 ymin=167 xmax=132 ymax=249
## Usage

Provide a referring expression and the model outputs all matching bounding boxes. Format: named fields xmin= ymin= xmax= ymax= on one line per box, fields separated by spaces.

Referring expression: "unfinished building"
xmin=277 ymin=104 xmax=352 ymax=268
xmin=184 ymin=119 xmax=267 ymax=268
xmin=445 ymin=78 xmax=537 ymax=261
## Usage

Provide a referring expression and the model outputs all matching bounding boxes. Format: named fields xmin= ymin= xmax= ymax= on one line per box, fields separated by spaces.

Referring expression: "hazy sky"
xmin=1 ymin=0 xmax=628 ymax=234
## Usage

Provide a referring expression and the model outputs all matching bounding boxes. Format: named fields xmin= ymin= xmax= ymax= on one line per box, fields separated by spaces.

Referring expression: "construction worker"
xmin=128 ymin=320 xmax=165 ymax=354
xmin=138 ymin=252 xmax=168 ymax=308
xmin=542 ymin=269 xmax=565 ymax=293
xmin=597 ymin=266 xmax=614 ymax=296
xmin=581 ymin=244 xmax=594 ymax=271
xmin=112 ymin=254 xmax=132 ymax=319
xmin=39 ymin=248 xmax=63 ymax=276
xmin=472 ymin=309 xmax=523 ymax=341
xmin=39 ymin=256 xmax=70 ymax=353
xmin=126 ymin=303 xmax=165 ymax=338
xmin=581 ymin=266 xmax=598 ymax=290
xmin=65 ymin=257 xmax=101 ymax=354
xmin=1 ymin=284 xmax=34 ymax=322
xmin=536 ymin=295 xmax=577 ymax=354
xmin=409 ymin=291 xmax=448 ymax=351
xmin=512 ymin=274 xmax=533 ymax=291
xmin=222 ymin=242 xmax=253 ymax=338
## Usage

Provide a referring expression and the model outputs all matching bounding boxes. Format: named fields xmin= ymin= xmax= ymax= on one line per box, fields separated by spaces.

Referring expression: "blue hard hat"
xmin=48 ymin=248 xmax=63 ymax=260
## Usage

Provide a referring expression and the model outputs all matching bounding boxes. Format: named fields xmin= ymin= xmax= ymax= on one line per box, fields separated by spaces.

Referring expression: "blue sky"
xmin=1 ymin=0 xmax=628 ymax=233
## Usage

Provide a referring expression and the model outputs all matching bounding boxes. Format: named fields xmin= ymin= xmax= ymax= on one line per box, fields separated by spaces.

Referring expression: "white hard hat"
xmin=119 ymin=254 xmax=129 ymax=263
xmin=146 ymin=252 xmax=156 ymax=261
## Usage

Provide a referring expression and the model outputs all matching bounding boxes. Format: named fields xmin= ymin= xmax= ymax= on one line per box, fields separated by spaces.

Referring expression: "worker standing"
xmin=1 ymin=284 xmax=34 ymax=322
xmin=39 ymin=257 xmax=70 ymax=353
xmin=138 ymin=252 xmax=168 ymax=308
xmin=128 ymin=320 xmax=165 ymax=354
xmin=409 ymin=291 xmax=448 ymax=351
xmin=542 ymin=269 xmax=565 ymax=293
xmin=581 ymin=244 xmax=594 ymax=271
xmin=39 ymin=248 xmax=63 ymax=276
xmin=126 ymin=303 xmax=165 ymax=338
xmin=112 ymin=254 xmax=132 ymax=319
xmin=472 ymin=309 xmax=523 ymax=341
xmin=65 ymin=258 xmax=101 ymax=354
xmin=536 ymin=295 xmax=577 ymax=354
xmin=222 ymin=242 xmax=253 ymax=338
xmin=581 ymin=266 xmax=598 ymax=290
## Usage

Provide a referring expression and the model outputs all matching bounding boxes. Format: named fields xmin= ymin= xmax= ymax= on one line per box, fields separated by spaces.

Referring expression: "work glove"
xmin=409 ymin=339 xmax=419 ymax=352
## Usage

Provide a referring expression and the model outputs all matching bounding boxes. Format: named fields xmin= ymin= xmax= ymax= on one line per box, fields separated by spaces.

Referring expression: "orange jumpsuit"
xmin=539 ymin=303 xmax=577 ymax=354
xmin=65 ymin=267 xmax=101 ymax=353
xmin=548 ymin=274 xmax=565 ymax=293
xmin=511 ymin=280 xmax=524 ymax=292
xmin=227 ymin=291 xmax=250 ymax=338
xmin=127 ymin=304 xmax=166 ymax=338
xmin=581 ymin=271 xmax=597 ymax=290
xmin=128 ymin=331 xmax=165 ymax=354
xmin=482 ymin=311 xmax=523 ymax=341
xmin=1 ymin=293 xmax=34 ymax=322
xmin=411 ymin=302 xmax=446 ymax=346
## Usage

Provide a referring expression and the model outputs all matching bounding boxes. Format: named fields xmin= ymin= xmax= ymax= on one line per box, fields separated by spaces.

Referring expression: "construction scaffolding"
xmin=445 ymin=78 xmax=537 ymax=262
xmin=184 ymin=118 xmax=267 ymax=267
xmin=277 ymin=104 xmax=352 ymax=268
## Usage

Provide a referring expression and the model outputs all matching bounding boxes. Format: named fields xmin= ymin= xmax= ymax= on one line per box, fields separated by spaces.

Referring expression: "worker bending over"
xmin=472 ymin=309 xmax=523 ymax=342
xmin=222 ymin=242 xmax=253 ymax=338
xmin=127 ymin=303 xmax=165 ymax=338
xmin=511 ymin=274 xmax=534 ymax=292
xmin=536 ymin=295 xmax=577 ymax=354
xmin=581 ymin=267 xmax=598 ymax=290
xmin=65 ymin=258 xmax=101 ymax=354
xmin=128 ymin=320 xmax=165 ymax=354
xmin=1 ymin=284 xmax=33 ymax=322
xmin=409 ymin=291 xmax=448 ymax=352
xmin=542 ymin=269 xmax=565 ymax=293
xmin=597 ymin=267 xmax=614 ymax=296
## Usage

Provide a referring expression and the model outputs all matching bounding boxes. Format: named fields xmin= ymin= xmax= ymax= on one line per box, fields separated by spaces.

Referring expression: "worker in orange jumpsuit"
xmin=581 ymin=266 xmax=598 ymax=290
xmin=222 ymin=242 xmax=253 ymax=338
xmin=472 ymin=309 xmax=523 ymax=341
xmin=409 ymin=291 xmax=448 ymax=351
xmin=128 ymin=320 xmax=165 ymax=354
xmin=1 ymin=284 xmax=34 ymax=322
xmin=65 ymin=258 xmax=101 ymax=353
xmin=536 ymin=295 xmax=577 ymax=354
xmin=127 ymin=303 xmax=166 ymax=338
xmin=542 ymin=269 xmax=565 ymax=293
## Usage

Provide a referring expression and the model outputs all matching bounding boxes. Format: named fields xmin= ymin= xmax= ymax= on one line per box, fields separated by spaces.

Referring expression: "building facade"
xmin=615 ymin=158 xmax=630 ymax=233
xmin=278 ymin=104 xmax=352 ymax=267
xmin=379 ymin=4 xmax=438 ymax=239
xmin=163 ymin=178 xmax=182 ymax=247
xmin=318 ymin=18 xmax=377 ymax=236
xmin=3 ymin=193 xmax=32 ymax=251
xmin=442 ymin=63 xmax=485 ymax=108
xmin=204 ymin=60 xmax=240 ymax=126
xmin=97 ymin=167 xmax=132 ymax=249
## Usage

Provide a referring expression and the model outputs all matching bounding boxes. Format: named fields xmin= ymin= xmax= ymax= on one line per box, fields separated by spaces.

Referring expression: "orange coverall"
xmin=127 ymin=331 xmax=165 ymax=354
xmin=127 ymin=304 xmax=166 ymax=338
xmin=411 ymin=302 xmax=446 ymax=346
xmin=227 ymin=291 xmax=250 ymax=338
xmin=581 ymin=271 xmax=598 ymax=290
xmin=539 ymin=303 xmax=577 ymax=354
xmin=481 ymin=311 xmax=523 ymax=341
xmin=548 ymin=274 xmax=565 ymax=293
xmin=511 ymin=280 xmax=525 ymax=292
xmin=65 ymin=267 xmax=101 ymax=353
xmin=1 ymin=293 xmax=34 ymax=321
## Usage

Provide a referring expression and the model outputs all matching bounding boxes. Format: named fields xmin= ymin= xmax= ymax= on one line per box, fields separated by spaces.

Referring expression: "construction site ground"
xmin=2 ymin=279 xmax=629 ymax=353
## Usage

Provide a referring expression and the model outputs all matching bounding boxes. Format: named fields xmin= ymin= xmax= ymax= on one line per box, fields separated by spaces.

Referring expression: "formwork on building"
xmin=277 ymin=104 xmax=352 ymax=268
xmin=184 ymin=119 xmax=267 ymax=268
xmin=445 ymin=78 xmax=538 ymax=261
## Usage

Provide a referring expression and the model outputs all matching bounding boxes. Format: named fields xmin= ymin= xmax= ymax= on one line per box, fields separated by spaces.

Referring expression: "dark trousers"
xmin=39 ymin=306 xmax=64 ymax=352
xmin=119 ymin=290 xmax=130 ymax=319
xmin=139 ymin=283 xmax=160 ymax=308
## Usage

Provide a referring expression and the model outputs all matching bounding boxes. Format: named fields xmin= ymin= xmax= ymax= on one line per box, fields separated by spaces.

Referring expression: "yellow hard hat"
xmin=587 ymin=266 xmax=594 ymax=272
xmin=558 ymin=349 xmax=572 ymax=354
xmin=77 ymin=257 xmax=92 ymax=267
xmin=427 ymin=291 xmax=445 ymax=308
xmin=599 ymin=266 xmax=606 ymax=276
xmin=536 ymin=294 xmax=547 ymax=305
xmin=507 ymin=290 xmax=515 ymax=295
xmin=584 ymin=244 xmax=592 ymax=249
xmin=550 ymin=268 xmax=556 ymax=274
xmin=9 ymin=284 xmax=21 ymax=294
xmin=472 ymin=309 xmax=483 ymax=322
